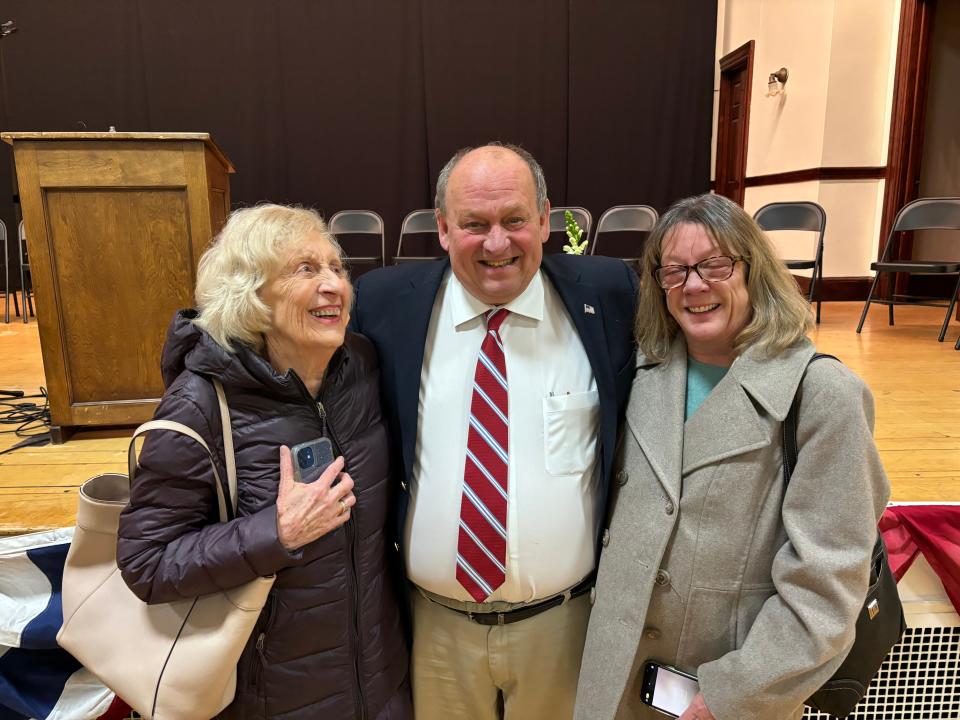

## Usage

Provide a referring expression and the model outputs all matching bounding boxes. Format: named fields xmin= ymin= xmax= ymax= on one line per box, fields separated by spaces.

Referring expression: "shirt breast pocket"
xmin=542 ymin=389 xmax=600 ymax=476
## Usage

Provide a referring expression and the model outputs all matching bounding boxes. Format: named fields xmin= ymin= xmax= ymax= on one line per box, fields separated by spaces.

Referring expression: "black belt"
xmin=431 ymin=574 xmax=595 ymax=626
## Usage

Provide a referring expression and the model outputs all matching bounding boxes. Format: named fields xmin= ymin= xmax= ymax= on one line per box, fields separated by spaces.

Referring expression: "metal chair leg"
xmin=857 ymin=273 xmax=882 ymax=333
xmin=20 ymin=263 xmax=27 ymax=324
xmin=809 ymin=265 xmax=822 ymax=324
xmin=937 ymin=276 xmax=960 ymax=342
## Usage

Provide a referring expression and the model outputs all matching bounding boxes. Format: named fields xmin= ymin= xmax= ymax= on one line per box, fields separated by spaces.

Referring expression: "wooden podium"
xmin=2 ymin=132 xmax=235 ymax=443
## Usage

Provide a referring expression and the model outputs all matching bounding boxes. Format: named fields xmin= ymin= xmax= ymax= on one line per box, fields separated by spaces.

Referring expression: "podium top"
xmin=1 ymin=131 xmax=235 ymax=172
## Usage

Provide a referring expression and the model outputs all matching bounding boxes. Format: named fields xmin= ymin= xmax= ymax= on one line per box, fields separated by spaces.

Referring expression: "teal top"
xmin=685 ymin=356 xmax=729 ymax=420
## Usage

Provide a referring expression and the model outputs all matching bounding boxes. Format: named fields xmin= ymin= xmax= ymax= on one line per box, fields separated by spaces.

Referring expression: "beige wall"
xmin=915 ymin=0 xmax=960 ymax=261
xmin=715 ymin=0 xmax=900 ymax=277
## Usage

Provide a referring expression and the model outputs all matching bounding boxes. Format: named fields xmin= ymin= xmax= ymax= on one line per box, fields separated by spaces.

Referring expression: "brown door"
xmin=715 ymin=41 xmax=754 ymax=206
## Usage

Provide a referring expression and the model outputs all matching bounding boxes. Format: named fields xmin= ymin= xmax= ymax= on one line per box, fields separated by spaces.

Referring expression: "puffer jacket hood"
xmin=118 ymin=310 xmax=410 ymax=720
xmin=160 ymin=309 xmax=347 ymax=402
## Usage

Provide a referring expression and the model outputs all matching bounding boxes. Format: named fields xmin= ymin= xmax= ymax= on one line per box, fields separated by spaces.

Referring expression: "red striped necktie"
xmin=456 ymin=308 xmax=510 ymax=602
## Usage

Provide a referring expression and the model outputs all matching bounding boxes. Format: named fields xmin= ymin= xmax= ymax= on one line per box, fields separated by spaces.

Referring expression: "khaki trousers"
xmin=411 ymin=589 xmax=591 ymax=720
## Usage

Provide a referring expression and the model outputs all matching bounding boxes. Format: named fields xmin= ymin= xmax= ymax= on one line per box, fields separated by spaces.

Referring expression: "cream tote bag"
xmin=57 ymin=379 xmax=275 ymax=720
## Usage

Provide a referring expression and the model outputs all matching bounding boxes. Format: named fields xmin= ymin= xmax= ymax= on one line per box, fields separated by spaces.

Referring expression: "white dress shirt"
xmin=406 ymin=269 xmax=601 ymax=603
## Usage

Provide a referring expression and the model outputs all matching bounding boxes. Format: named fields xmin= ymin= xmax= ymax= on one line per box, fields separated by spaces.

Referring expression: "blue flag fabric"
xmin=0 ymin=529 xmax=116 ymax=720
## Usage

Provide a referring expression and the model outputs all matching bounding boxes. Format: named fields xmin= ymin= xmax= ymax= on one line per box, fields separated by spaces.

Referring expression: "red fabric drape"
xmin=880 ymin=505 xmax=960 ymax=615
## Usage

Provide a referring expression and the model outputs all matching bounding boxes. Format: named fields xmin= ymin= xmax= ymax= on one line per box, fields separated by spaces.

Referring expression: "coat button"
xmin=589 ymin=587 xmax=597 ymax=605
xmin=393 ymin=542 xmax=400 ymax=552
xmin=616 ymin=469 xmax=629 ymax=486
xmin=643 ymin=626 xmax=661 ymax=640
xmin=400 ymin=481 xmax=408 ymax=491
xmin=655 ymin=569 xmax=670 ymax=586
xmin=602 ymin=529 xmax=611 ymax=547
xmin=665 ymin=500 xmax=675 ymax=515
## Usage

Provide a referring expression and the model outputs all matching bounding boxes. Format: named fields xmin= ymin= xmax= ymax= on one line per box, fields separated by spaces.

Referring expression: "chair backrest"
xmin=892 ymin=197 xmax=960 ymax=233
xmin=328 ymin=210 xmax=385 ymax=268
xmin=549 ymin=207 xmax=592 ymax=237
xmin=753 ymin=201 xmax=826 ymax=262
xmin=328 ymin=209 xmax=384 ymax=236
xmin=593 ymin=205 xmax=658 ymax=258
xmin=395 ymin=209 xmax=442 ymax=261
xmin=754 ymin=201 xmax=826 ymax=233
xmin=548 ymin=207 xmax=592 ymax=254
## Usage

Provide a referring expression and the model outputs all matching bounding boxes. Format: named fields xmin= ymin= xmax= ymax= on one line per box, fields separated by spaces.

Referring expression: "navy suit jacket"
xmin=350 ymin=254 xmax=639 ymax=553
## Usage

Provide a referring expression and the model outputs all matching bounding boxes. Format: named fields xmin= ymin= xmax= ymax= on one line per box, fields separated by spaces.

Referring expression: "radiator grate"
xmin=803 ymin=625 xmax=960 ymax=719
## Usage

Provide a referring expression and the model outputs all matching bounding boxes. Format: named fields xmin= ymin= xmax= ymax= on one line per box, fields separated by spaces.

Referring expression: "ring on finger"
xmin=338 ymin=499 xmax=348 ymax=516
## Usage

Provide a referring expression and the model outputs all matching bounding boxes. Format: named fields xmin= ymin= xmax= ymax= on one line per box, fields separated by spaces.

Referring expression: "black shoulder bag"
xmin=783 ymin=353 xmax=906 ymax=718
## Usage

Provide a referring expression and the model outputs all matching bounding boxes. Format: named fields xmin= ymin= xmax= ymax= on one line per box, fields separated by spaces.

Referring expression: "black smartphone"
xmin=289 ymin=437 xmax=335 ymax=484
xmin=640 ymin=661 xmax=700 ymax=718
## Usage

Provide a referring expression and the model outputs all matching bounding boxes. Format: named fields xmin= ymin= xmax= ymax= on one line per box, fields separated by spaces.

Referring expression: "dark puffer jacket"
xmin=117 ymin=311 xmax=410 ymax=720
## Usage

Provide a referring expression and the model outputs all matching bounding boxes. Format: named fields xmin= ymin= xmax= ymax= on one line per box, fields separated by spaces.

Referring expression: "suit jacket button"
xmin=602 ymin=529 xmax=611 ymax=547
xmin=589 ymin=587 xmax=597 ymax=605
xmin=643 ymin=626 xmax=661 ymax=640
xmin=665 ymin=500 xmax=675 ymax=515
xmin=616 ymin=469 xmax=629 ymax=486
xmin=393 ymin=542 xmax=400 ymax=552
xmin=400 ymin=481 xmax=408 ymax=491
xmin=655 ymin=569 xmax=670 ymax=586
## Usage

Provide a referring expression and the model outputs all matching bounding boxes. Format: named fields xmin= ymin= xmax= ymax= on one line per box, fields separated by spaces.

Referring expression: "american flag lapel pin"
xmin=584 ymin=304 xmax=595 ymax=315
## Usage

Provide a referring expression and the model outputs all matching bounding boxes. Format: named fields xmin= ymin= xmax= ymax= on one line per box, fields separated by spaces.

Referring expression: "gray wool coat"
xmin=574 ymin=337 xmax=890 ymax=720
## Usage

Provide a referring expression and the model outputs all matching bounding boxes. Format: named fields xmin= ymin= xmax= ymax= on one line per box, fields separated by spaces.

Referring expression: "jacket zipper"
xmin=252 ymin=591 xmax=277 ymax=690
xmin=320 ymin=402 xmax=366 ymax=720
xmin=297 ymin=375 xmax=366 ymax=720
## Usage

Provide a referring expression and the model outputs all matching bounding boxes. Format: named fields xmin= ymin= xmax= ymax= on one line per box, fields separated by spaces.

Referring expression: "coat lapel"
xmin=626 ymin=340 xmax=686 ymax=506
xmin=392 ymin=260 xmax=449 ymax=482
xmin=682 ymin=340 xmax=816 ymax=476
xmin=541 ymin=256 xmax=607 ymax=392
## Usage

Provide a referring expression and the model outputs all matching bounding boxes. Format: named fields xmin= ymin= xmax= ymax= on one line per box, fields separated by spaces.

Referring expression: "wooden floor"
xmin=1 ymin=302 xmax=959 ymax=535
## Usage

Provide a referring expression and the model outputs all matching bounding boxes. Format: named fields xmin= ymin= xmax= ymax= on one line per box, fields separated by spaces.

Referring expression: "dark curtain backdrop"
xmin=0 ymin=1 xmax=715 ymax=283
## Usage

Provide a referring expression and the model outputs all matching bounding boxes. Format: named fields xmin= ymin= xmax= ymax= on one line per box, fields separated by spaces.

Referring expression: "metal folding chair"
xmin=856 ymin=197 xmax=960 ymax=341
xmin=18 ymin=221 xmax=34 ymax=324
xmin=328 ymin=210 xmax=385 ymax=268
xmin=548 ymin=207 xmax=592 ymax=254
xmin=592 ymin=205 xmax=658 ymax=263
xmin=394 ymin=209 xmax=442 ymax=263
xmin=754 ymin=201 xmax=827 ymax=323
xmin=1 ymin=220 xmax=10 ymax=323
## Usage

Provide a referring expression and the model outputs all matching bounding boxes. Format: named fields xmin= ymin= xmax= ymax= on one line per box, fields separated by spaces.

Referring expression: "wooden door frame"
xmin=715 ymin=40 xmax=754 ymax=207
xmin=879 ymin=0 xmax=937 ymax=296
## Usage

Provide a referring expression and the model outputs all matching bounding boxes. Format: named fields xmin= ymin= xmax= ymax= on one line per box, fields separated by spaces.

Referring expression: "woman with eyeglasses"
xmin=574 ymin=194 xmax=889 ymax=720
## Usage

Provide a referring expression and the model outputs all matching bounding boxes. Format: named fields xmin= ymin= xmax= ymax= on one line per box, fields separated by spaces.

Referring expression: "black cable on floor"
xmin=0 ymin=388 xmax=52 ymax=454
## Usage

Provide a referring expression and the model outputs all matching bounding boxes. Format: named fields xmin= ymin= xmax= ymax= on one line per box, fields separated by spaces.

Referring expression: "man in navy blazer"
xmin=350 ymin=142 xmax=638 ymax=719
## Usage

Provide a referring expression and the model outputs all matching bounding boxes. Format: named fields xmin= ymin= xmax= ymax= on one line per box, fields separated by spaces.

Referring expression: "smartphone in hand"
xmin=640 ymin=661 xmax=699 ymax=718
xmin=290 ymin=437 xmax=335 ymax=484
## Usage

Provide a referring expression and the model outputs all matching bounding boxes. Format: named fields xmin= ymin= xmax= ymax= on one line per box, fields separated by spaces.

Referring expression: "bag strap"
xmin=782 ymin=352 xmax=840 ymax=484
xmin=127 ymin=378 xmax=237 ymax=523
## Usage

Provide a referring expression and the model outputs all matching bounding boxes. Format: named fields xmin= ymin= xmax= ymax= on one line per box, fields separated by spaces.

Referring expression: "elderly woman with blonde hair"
xmin=117 ymin=204 xmax=411 ymax=719
xmin=575 ymin=193 xmax=889 ymax=720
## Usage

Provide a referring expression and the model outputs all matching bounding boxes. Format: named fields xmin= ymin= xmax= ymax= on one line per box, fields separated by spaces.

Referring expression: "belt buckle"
xmin=497 ymin=612 xmax=505 ymax=626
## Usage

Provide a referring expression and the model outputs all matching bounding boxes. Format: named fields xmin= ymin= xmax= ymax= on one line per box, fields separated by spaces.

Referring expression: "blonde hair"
xmin=635 ymin=193 xmax=813 ymax=362
xmin=193 ymin=204 xmax=345 ymax=352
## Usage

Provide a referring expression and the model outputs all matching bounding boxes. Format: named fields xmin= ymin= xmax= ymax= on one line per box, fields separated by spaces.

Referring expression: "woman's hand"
xmin=677 ymin=693 xmax=716 ymax=720
xmin=276 ymin=446 xmax=356 ymax=551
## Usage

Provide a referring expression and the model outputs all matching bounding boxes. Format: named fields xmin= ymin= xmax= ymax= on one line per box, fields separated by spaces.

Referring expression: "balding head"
xmin=435 ymin=142 xmax=548 ymax=216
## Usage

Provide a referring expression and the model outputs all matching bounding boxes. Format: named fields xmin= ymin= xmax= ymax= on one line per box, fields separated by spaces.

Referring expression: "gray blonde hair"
xmin=435 ymin=141 xmax=548 ymax=215
xmin=193 ymin=204 xmax=345 ymax=353
xmin=635 ymin=193 xmax=813 ymax=362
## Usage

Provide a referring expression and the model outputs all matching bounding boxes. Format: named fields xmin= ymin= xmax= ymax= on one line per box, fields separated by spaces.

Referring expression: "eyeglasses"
xmin=653 ymin=255 xmax=747 ymax=290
